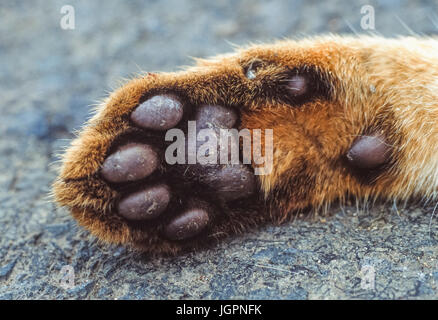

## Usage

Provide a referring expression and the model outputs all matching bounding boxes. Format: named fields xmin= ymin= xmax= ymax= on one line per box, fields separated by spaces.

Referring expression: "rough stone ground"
xmin=1 ymin=0 xmax=438 ymax=300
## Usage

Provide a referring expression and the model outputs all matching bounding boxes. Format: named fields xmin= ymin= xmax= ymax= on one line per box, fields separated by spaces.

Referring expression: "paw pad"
xmin=346 ymin=134 xmax=391 ymax=169
xmin=164 ymin=208 xmax=210 ymax=240
xmin=131 ymin=95 xmax=184 ymax=130
xmin=287 ymin=75 xmax=307 ymax=96
xmin=117 ymin=184 xmax=171 ymax=220
xmin=101 ymin=143 xmax=158 ymax=183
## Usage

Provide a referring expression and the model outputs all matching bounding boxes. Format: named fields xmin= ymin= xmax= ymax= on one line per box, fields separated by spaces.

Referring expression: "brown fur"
xmin=53 ymin=35 xmax=438 ymax=254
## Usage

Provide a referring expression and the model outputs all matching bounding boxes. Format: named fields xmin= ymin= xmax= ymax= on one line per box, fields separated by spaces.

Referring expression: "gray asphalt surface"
xmin=1 ymin=0 xmax=438 ymax=299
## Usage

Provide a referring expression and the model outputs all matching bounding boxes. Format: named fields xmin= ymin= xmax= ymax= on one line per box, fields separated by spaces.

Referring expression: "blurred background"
xmin=1 ymin=0 xmax=438 ymax=299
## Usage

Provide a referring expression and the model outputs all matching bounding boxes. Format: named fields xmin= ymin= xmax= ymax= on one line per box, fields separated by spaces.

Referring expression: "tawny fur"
xmin=53 ymin=35 xmax=438 ymax=254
